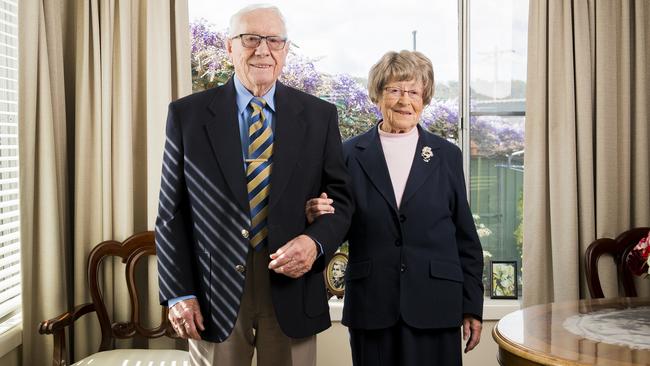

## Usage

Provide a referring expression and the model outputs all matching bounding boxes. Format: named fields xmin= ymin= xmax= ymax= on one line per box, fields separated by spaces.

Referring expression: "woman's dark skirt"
xmin=349 ymin=318 xmax=462 ymax=366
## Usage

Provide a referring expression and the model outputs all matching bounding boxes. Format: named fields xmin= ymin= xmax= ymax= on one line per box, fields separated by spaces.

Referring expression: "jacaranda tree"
xmin=191 ymin=19 xmax=523 ymax=156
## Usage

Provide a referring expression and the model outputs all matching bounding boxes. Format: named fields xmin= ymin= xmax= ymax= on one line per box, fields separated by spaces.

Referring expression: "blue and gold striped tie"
xmin=246 ymin=97 xmax=273 ymax=249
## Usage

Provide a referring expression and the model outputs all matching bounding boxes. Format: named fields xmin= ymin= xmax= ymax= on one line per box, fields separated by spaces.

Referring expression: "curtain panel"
xmin=523 ymin=0 xmax=650 ymax=307
xmin=19 ymin=0 xmax=191 ymax=364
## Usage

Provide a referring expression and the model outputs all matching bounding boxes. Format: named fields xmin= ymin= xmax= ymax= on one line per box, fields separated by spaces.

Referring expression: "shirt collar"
xmin=233 ymin=75 xmax=277 ymax=113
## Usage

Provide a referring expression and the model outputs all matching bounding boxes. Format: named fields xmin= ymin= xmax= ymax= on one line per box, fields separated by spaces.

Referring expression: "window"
xmin=468 ymin=0 xmax=527 ymax=296
xmin=188 ymin=0 xmax=526 ymax=297
xmin=0 ymin=0 xmax=19 ymax=333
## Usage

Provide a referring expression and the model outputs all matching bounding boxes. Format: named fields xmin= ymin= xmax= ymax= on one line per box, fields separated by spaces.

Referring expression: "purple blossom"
xmin=325 ymin=74 xmax=378 ymax=116
xmin=189 ymin=19 xmax=524 ymax=155
xmin=471 ymin=116 xmax=524 ymax=156
xmin=421 ymin=100 xmax=461 ymax=141
xmin=190 ymin=19 xmax=233 ymax=89
xmin=279 ymin=54 xmax=323 ymax=95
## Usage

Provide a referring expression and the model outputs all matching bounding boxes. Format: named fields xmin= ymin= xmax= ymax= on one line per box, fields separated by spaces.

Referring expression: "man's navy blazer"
xmin=341 ymin=124 xmax=484 ymax=330
xmin=155 ymin=78 xmax=352 ymax=342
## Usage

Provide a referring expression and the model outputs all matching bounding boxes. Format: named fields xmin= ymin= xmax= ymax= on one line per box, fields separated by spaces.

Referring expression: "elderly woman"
xmin=306 ymin=50 xmax=484 ymax=365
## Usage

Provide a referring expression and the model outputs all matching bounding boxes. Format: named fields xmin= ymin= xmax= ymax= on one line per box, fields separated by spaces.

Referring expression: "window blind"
xmin=0 ymin=0 xmax=20 ymax=331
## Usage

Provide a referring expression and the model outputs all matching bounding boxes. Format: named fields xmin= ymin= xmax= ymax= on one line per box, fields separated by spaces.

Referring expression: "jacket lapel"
xmin=400 ymin=125 xmax=441 ymax=207
xmin=354 ymin=125 xmax=399 ymax=214
xmin=204 ymin=78 xmax=249 ymax=213
xmin=268 ymin=82 xmax=305 ymax=210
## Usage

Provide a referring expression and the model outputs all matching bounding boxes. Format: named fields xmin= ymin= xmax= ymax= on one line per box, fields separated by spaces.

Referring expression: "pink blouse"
xmin=378 ymin=124 xmax=419 ymax=208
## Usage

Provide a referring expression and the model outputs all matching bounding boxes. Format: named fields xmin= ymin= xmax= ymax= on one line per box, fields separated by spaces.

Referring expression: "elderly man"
xmin=154 ymin=4 xmax=352 ymax=366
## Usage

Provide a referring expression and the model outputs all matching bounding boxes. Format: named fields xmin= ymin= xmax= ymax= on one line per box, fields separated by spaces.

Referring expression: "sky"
xmin=189 ymin=0 xmax=528 ymax=89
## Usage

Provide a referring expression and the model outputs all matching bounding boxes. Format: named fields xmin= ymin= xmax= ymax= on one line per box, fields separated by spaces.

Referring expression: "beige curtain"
xmin=19 ymin=0 xmax=75 ymax=365
xmin=523 ymin=0 xmax=650 ymax=307
xmin=72 ymin=0 xmax=190 ymax=358
xmin=20 ymin=0 xmax=191 ymax=364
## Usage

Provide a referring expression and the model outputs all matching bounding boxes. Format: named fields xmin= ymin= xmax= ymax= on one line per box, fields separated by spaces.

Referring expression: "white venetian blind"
xmin=0 ymin=0 xmax=19 ymax=332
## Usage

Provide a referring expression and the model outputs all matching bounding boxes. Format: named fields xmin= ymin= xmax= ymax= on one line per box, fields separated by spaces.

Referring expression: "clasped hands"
xmin=267 ymin=192 xmax=335 ymax=278
xmin=268 ymin=234 xmax=317 ymax=278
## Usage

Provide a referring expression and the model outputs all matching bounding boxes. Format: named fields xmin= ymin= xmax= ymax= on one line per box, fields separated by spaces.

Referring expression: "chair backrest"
xmin=88 ymin=231 xmax=175 ymax=351
xmin=584 ymin=227 xmax=650 ymax=299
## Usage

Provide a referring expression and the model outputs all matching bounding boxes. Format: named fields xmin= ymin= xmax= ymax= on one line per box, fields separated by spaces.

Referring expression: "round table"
xmin=493 ymin=297 xmax=650 ymax=365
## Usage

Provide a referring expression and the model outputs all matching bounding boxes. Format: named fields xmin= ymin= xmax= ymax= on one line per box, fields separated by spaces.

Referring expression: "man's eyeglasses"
xmin=231 ymin=33 xmax=288 ymax=50
xmin=383 ymin=86 xmax=423 ymax=100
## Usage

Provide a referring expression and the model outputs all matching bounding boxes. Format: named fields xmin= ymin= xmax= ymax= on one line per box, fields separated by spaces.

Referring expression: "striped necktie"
xmin=246 ymin=97 xmax=273 ymax=249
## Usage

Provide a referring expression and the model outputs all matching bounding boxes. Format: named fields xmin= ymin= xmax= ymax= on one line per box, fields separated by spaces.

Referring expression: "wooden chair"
xmin=584 ymin=227 xmax=650 ymax=299
xmin=39 ymin=231 xmax=188 ymax=366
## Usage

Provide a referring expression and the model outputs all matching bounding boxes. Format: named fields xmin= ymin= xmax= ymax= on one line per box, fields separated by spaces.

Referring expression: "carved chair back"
xmin=585 ymin=227 xmax=650 ymax=298
xmin=88 ymin=231 xmax=175 ymax=350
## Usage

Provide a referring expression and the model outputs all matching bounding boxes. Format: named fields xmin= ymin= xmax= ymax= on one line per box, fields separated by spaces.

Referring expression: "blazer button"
xmin=241 ymin=229 xmax=249 ymax=239
xmin=399 ymin=214 xmax=406 ymax=223
xmin=235 ymin=264 xmax=246 ymax=274
xmin=395 ymin=239 xmax=402 ymax=247
xmin=400 ymin=263 xmax=407 ymax=273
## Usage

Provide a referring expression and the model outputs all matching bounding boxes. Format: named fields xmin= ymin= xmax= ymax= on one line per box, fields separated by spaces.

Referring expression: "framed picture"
xmin=325 ymin=252 xmax=348 ymax=299
xmin=490 ymin=260 xmax=518 ymax=299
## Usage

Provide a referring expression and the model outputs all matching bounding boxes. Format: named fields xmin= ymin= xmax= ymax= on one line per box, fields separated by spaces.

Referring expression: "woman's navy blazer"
xmin=341 ymin=123 xmax=484 ymax=330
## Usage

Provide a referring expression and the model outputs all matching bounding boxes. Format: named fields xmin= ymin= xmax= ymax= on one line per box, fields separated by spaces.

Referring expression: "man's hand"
xmin=269 ymin=235 xmax=318 ymax=278
xmin=305 ymin=192 xmax=334 ymax=224
xmin=169 ymin=298 xmax=205 ymax=340
xmin=462 ymin=315 xmax=482 ymax=353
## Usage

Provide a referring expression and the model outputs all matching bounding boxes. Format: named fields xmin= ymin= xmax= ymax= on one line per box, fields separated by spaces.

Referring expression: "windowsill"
xmin=328 ymin=297 xmax=521 ymax=322
xmin=481 ymin=297 xmax=522 ymax=320
xmin=0 ymin=325 xmax=21 ymax=359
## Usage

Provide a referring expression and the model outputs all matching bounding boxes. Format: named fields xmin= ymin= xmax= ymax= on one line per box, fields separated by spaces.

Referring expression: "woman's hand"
xmin=463 ymin=314 xmax=482 ymax=353
xmin=305 ymin=192 xmax=335 ymax=224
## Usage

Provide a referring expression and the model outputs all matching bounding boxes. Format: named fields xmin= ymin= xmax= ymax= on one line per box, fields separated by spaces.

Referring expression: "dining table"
xmin=493 ymin=297 xmax=650 ymax=365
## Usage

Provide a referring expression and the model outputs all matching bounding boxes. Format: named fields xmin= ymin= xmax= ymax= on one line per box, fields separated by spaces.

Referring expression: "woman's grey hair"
xmin=367 ymin=50 xmax=435 ymax=105
xmin=229 ymin=4 xmax=288 ymax=37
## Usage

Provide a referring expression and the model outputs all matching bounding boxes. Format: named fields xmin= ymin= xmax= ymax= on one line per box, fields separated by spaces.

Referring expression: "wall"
xmin=0 ymin=346 xmax=21 ymax=366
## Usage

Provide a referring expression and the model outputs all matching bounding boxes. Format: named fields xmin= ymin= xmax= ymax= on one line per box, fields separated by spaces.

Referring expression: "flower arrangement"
xmin=626 ymin=230 xmax=650 ymax=276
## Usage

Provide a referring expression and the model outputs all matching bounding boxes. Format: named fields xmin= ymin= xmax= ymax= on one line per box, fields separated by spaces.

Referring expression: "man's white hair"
xmin=229 ymin=4 xmax=288 ymax=37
